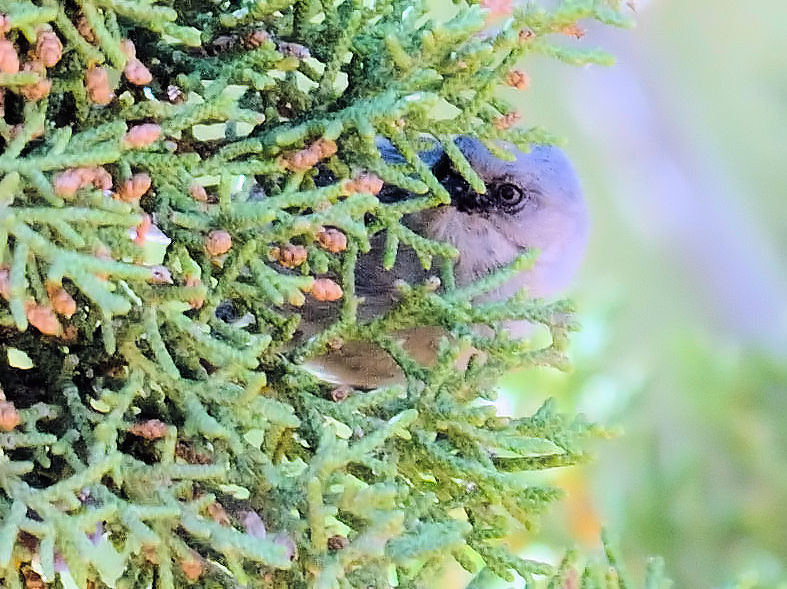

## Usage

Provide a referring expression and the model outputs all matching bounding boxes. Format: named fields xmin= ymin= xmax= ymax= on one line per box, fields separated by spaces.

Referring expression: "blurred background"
xmin=498 ymin=0 xmax=787 ymax=587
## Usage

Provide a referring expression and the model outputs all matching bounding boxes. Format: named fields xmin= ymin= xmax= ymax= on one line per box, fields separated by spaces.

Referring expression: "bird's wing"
xmin=295 ymin=139 xmax=452 ymax=385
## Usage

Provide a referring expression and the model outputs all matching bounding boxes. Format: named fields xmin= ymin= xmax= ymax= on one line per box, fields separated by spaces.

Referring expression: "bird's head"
xmin=419 ymin=136 xmax=589 ymax=298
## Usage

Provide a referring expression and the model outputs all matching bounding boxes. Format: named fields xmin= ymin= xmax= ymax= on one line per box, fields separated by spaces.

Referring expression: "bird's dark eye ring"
xmin=495 ymin=183 xmax=524 ymax=206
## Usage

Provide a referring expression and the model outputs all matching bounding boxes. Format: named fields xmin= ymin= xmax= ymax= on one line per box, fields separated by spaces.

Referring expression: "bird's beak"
xmin=431 ymin=150 xmax=483 ymax=212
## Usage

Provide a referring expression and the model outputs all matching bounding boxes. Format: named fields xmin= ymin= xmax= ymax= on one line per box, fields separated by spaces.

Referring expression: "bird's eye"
xmin=495 ymin=183 xmax=525 ymax=207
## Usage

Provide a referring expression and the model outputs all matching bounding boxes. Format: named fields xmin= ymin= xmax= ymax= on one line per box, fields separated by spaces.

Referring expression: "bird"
xmin=298 ymin=135 xmax=589 ymax=388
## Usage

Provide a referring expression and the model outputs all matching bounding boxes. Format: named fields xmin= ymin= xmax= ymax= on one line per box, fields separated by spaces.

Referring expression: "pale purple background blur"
xmin=504 ymin=1 xmax=787 ymax=586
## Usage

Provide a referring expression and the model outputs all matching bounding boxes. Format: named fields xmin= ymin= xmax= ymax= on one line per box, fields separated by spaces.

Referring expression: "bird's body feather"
xmin=297 ymin=136 xmax=588 ymax=387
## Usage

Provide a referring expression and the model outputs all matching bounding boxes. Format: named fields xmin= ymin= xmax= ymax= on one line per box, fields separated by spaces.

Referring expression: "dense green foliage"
xmin=0 ymin=0 xmax=658 ymax=587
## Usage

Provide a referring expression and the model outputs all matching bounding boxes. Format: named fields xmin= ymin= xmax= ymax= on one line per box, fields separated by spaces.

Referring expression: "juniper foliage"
xmin=0 ymin=0 xmax=663 ymax=587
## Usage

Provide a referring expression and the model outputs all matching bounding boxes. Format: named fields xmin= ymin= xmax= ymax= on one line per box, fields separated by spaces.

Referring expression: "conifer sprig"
xmin=0 ymin=0 xmax=662 ymax=587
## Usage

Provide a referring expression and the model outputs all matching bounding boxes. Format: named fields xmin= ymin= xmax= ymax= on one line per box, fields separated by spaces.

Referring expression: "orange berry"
xmin=0 ymin=266 xmax=9 ymax=299
xmin=280 ymin=138 xmax=338 ymax=172
xmin=128 ymin=419 xmax=168 ymax=440
xmin=180 ymin=551 xmax=204 ymax=581
xmin=119 ymin=38 xmax=136 ymax=59
xmin=518 ymin=29 xmax=535 ymax=43
xmin=133 ymin=213 xmax=152 ymax=246
xmin=344 ymin=173 xmax=383 ymax=195
xmin=25 ymin=302 xmax=62 ymax=336
xmin=19 ymin=60 xmax=50 ymax=101
xmin=316 ymin=228 xmax=347 ymax=253
xmin=91 ymin=166 xmax=113 ymax=190
xmin=141 ymin=545 xmax=159 ymax=564
xmin=46 ymin=283 xmax=77 ymax=318
xmin=243 ymin=30 xmax=271 ymax=48
xmin=85 ymin=66 xmax=115 ymax=105
xmin=189 ymin=183 xmax=208 ymax=202
xmin=0 ymin=39 xmax=18 ymax=74
xmin=280 ymin=148 xmax=319 ymax=172
xmin=271 ymin=243 xmax=307 ymax=268
xmin=505 ymin=69 xmax=530 ymax=90
xmin=312 ymin=138 xmax=337 ymax=159
xmin=122 ymin=123 xmax=161 ymax=148
xmin=124 ymin=58 xmax=152 ymax=86
xmin=493 ymin=111 xmax=521 ymax=130
xmin=560 ymin=23 xmax=585 ymax=39
xmin=53 ymin=169 xmax=84 ymax=198
xmin=20 ymin=75 xmax=51 ymax=101
xmin=77 ymin=15 xmax=96 ymax=43
xmin=206 ymin=502 xmax=231 ymax=526
xmin=206 ymin=230 xmax=232 ymax=256
xmin=116 ymin=173 xmax=152 ymax=202
xmin=0 ymin=400 xmax=20 ymax=431
xmin=310 ymin=278 xmax=343 ymax=301
xmin=35 ymin=30 xmax=62 ymax=68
